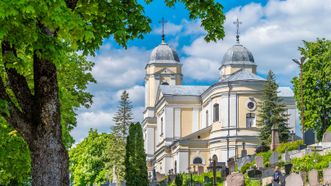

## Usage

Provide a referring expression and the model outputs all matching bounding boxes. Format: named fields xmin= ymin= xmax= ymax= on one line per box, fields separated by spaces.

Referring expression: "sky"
xmin=71 ymin=0 xmax=331 ymax=143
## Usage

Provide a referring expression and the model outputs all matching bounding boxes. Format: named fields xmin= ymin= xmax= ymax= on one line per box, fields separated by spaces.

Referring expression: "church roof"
xmin=222 ymin=44 xmax=255 ymax=66
xmin=159 ymin=85 xmax=208 ymax=96
xmin=277 ymin=87 xmax=294 ymax=97
xmin=221 ymin=69 xmax=265 ymax=82
xmin=148 ymin=41 xmax=180 ymax=64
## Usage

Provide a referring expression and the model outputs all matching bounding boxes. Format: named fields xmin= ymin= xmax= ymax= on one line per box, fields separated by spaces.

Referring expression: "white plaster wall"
xmin=145 ymin=80 xmax=149 ymax=107
xmin=230 ymin=94 xmax=237 ymax=127
xmin=165 ymin=107 xmax=174 ymax=139
xmin=146 ymin=128 xmax=155 ymax=155
xmin=192 ymin=108 xmax=199 ymax=132
xmin=178 ymin=151 xmax=189 ymax=173
xmin=220 ymin=96 xmax=227 ymax=127
xmin=164 ymin=156 xmax=173 ymax=174
xmin=174 ymin=108 xmax=181 ymax=138
xmin=287 ymin=108 xmax=297 ymax=132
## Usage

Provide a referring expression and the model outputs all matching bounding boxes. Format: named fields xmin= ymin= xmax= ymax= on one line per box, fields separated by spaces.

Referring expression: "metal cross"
xmin=233 ymin=18 xmax=242 ymax=43
xmin=159 ymin=17 xmax=167 ymax=42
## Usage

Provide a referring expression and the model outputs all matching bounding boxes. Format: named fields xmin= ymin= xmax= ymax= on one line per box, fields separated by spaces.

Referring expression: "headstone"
xmin=284 ymin=163 xmax=293 ymax=175
xmin=262 ymin=168 xmax=274 ymax=178
xmin=247 ymin=169 xmax=262 ymax=179
xmin=308 ymin=169 xmax=319 ymax=186
xmin=271 ymin=124 xmax=280 ymax=151
xmin=304 ymin=129 xmax=316 ymax=145
xmin=282 ymin=151 xmax=290 ymax=162
xmin=255 ymin=156 xmax=264 ymax=169
xmin=323 ymin=168 xmax=331 ymax=185
xmin=261 ymin=176 xmax=273 ymax=186
xmin=228 ymin=158 xmax=235 ymax=173
xmin=237 ymin=155 xmax=253 ymax=170
xmin=285 ymin=173 xmax=303 ymax=186
xmin=269 ymin=152 xmax=279 ymax=166
xmin=323 ymin=131 xmax=331 ymax=142
xmin=225 ymin=173 xmax=244 ymax=186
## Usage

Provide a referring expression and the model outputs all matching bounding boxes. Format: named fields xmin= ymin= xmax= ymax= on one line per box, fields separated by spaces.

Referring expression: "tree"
xmin=0 ymin=0 xmax=225 ymax=184
xmin=125 ymin=123 xmax=148 ymax=186
xmin=0 ymin=118 xmax=31 ymax=185
xmin=258 ymin=70 xmax=290 ymax=145
xmin=69 ymin=129 xmax=113 ymax=186
xmin=292 ymin=39 xmax=331 ymax=141
xmin=112 ymin=91 xmax=133 ymax=138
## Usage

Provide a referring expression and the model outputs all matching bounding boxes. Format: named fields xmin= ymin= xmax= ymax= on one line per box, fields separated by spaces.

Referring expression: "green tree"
xmin=292 ymin=39 xmax=331 ymax=141
xmin=0 ymin=118 xmax=31 ymax=185
xmin=125 ymin=123 xmax=148 ymax=186
xmin=258 ymin=70 xmax=290 ymax=145
xmin=69 ymin=129 xmax=113 ymax=186
xmin=112 ymin=91 xmax=133 ymax=138
xmin=0 ymin=0 xmax=225 ymax=184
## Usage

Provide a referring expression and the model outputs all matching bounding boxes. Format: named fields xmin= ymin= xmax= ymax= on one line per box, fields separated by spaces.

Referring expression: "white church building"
xmin=142 ymin=29 xmax=298 ymax=176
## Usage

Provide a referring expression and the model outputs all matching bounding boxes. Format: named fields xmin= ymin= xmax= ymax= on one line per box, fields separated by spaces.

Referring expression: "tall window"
xmin=213 ymin=103 xmax=219 ymax=122
xmin=246 ymin=113 xmax=256 ymax=128
xmin=160 ymin=117 xmax=164 ymax=135
xmin=206 ymin=110 xmax=209 ymax=126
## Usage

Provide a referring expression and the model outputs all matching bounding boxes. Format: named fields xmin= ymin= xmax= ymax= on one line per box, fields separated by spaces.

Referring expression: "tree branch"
xmin=2 ymin=41 xmax=34 ymax=118
xmin=0 ymin=75 xmax=32 ymax=143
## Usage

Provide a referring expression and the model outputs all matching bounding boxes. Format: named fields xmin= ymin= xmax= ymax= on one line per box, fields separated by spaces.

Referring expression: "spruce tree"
xmin=125 ymin=123 xmax=148 ymax=186
xmin=258 ymin=70 xmax=290 ymax=145
xmin=112 ymin=90 xmax=133 ymax=138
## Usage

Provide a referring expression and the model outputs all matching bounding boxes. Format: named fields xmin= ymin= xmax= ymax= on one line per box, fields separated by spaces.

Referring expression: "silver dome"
xmin=222 ymin=44 xmax=255 ymax=66
xmin=149 ymin=41 xmax=180 ymax=64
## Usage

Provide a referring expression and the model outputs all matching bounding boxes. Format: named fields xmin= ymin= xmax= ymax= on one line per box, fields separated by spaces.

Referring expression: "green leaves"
xmin=292 ymin=39 xmax=331 ymax=141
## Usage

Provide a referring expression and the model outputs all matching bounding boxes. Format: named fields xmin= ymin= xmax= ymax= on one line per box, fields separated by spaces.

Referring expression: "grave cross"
xmin=233 ymin=18 xmax=242 ymax=43
xmin=159 ymin=17 xmax=168 ymax=42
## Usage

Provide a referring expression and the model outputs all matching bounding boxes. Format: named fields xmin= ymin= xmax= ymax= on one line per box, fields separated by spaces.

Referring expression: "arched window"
xmin=161 ymin=82 xmax=169 ymax=85
xmin=206 ymin=110 xmax=209 ymax=126
xmin=193 ymin=157 xmax=203 ymax=164
xmin=213 ymin=103 xmax=219 ymax=122
xmin=246 ymin=113 xmax=256 ymax=128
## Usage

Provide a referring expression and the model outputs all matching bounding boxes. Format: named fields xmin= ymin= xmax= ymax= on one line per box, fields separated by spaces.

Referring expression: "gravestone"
xmin=228 ymin=158 xmax=235 ymax=173
xmin=225 ymin=173 xmax=244 ymax=186
xmin=241 ymin=149 xmax=247 ymax=157
xmin=255 ymin=156 xmax=264 ymax=169
xmin=269 ymin=152 xmax=278 ymax=166
xmin=285 ymin=173 xmax=303 ymax=186
xmin=323 ymin=168 xmax=331 ymax=185
xmin=261 ymin=176 xmax=273 ymax=186
xmin=282 ymin=151 xmax=290 ymax=162
xmin=304 ymin=129 xmax=315 ymax=145
xmin=262 ymin=168 xmax=274 ymax=178
xmin=323 ymin=131 xmax=331 ymax=142
xmin=308 ymin=169 xmax=319 ymax=186
xmin=247 ymin=169 xmax=262 ymax=179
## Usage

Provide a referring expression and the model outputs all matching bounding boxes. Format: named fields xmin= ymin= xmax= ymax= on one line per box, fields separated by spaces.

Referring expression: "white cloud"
xmin=182 ymin=0 xmax=331 ymax=85
xmin=154 ymin=22 xmax=183 ymax=35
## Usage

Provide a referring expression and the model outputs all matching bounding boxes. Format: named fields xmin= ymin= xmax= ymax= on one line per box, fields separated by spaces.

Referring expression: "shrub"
xmin=275 ymin=140 xmax=303 ymax=153
xmin=240 ymin=162 xmax=253 ymax=174
xmin=292 ymin=153 xmax=331 ymax=172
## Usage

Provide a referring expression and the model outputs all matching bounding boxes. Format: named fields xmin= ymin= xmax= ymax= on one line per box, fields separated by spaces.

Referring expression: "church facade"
xmin=142 ymin=36 xmax=297 ymax=176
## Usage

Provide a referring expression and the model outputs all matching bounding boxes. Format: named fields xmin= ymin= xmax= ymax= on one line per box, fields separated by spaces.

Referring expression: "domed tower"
xmin=145 ymin=39 xmax=182 ymax=108
xmin=219 ymin=18 xmax=257 ymax=80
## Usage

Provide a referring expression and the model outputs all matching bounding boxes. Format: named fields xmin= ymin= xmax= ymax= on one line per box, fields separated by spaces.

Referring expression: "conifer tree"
xmin=125 ymin=123 xmax=148 ymax=186
xmin=112 ymin=91 xmax=133 ymax=138
xmin=258 ymin=70 xmax=290 ymax=145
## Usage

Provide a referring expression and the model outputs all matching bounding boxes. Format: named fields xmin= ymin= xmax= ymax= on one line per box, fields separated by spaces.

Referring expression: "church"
xmin=142 ymin=24 xmax=298 ymax=177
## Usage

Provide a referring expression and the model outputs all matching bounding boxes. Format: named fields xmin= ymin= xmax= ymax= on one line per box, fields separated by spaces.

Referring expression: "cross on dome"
xmin=159 ymin=17 xmax=168 ymax=43
xmin=233 ymin=18 xmax=242 ymax=43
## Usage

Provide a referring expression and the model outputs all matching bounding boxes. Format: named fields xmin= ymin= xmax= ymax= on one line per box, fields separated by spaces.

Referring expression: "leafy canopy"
xmin=292 ymin=39 xmax=331 ymax=141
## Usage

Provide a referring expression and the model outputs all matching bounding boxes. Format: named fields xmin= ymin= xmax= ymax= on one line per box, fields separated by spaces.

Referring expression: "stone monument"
xmin=271 ymin=123 xmax=280 ymax=151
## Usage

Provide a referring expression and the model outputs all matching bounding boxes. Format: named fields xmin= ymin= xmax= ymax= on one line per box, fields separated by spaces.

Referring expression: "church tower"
xmin=219 ymin=18 xmax=257 ymax=80
xmin=143 ymin=24 xmax=182 ymax=174
xmin=144 ymin=37 xmax=182 ymax=108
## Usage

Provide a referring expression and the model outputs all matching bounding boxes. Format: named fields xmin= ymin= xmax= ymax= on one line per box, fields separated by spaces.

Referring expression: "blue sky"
xmin=71 ymin=0 xmax=331 ymax=143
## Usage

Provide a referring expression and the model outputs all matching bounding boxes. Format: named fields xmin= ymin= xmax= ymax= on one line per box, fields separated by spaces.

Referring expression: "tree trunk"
xmin=29 ymin=52 xmax=69 ymax=185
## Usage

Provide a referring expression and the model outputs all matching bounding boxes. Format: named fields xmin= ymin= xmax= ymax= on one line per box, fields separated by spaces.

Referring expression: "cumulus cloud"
xmin=182 ymin=0 xmax=331 ymax=85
